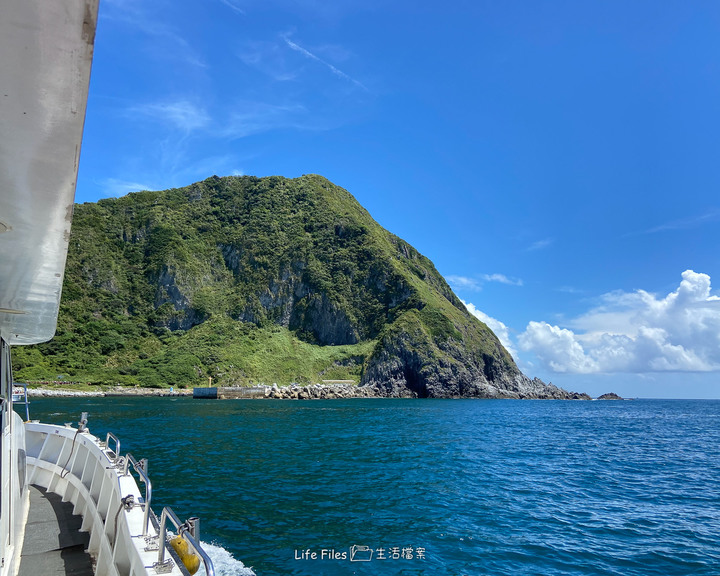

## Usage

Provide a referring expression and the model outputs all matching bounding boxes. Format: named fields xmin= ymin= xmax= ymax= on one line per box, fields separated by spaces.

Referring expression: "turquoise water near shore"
xmin=22 ymin=397 xmax=720 ymax=575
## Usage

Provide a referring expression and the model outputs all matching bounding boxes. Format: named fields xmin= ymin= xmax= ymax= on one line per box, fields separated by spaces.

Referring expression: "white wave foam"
xmin=195 ymin=541 xmax=256 ymax=576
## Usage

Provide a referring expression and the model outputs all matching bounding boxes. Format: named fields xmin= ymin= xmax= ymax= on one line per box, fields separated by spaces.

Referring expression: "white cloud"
xmin=446 ymin=275 xmax=482 ymax=291
xmin=99 ymin=153 xmax=248 ymax=200
xmin=99 ymin=178 xmax=155 ymax=198
xmin=557 ymin=286 xmax=583 ymax=294
xmin=635 ymin=208 xmax=720 ymax=235
xmin=519 ymin=322 xmax=599 ymax=373
xmin=482 ymin=273 xmax=523 ymax=286
xmin=447 ymin=273 xmax=523 ymax=291
xmin=101 ymin=1 xmax=206 ymax=68
xmin=526 ymin=238 xmax=553 ymax=252
xmin=130 ymin=98 xmax=317 ymax=141
xmin=519 ymin=270 xmax=720 ymax=373
xmin=237 ymin=40 xmax=300 ymax=82
xmin=220 ymin=102 xmax=309 ymax=139
xmin=283 ymin=36 xmax=367 ymax=91
xmin=173 ymin=154 xmax=239 ymax=181
xmin=219 ymin=0 xmax=245 ymax=14
xmin=462 ymin=300 xmax=518 ymax=360
xmin=130 ymin=100 xmax=210 ymax=133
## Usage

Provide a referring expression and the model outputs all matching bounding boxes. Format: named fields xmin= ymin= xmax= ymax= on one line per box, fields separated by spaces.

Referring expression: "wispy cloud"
xmin=632 ymin=208 xmax=720 ymax=236
xmin=237 ymin=40 xmax=299 ymax=82
xmin=111 ymin=97 xmax=314 ymax=196
xmin=526 ymin=238 xmax=553 ymax=252
xmin=283 ymin=36 xmax=367 ymax=91
xmin=128 ymin=98 xmax=317 ymax=141
xmin=557 ymin=286 xmax=584 ymax=294
xmin=99 ymin=178 xmax=156 ymax=198
xmin=101 ymin=1 xmax=206 ymax=68
xmin=99 ymin=153 xmax=248 ymax=201
xmin=176 ymin=154 xmax=239 ymax=181
xmin=220 ymin=101 xmax=310 ymax=139
xmin=129 ymin=100 xmax=211 ymax=133
xmin=219 ymin=0 xmax=245 ymax=15
xmin=447 ymin=273 xmax=523 ymax=291
xmin=446 ymin=275 xmax=483 ymax=291
xmin=483 ymin=273 xmax=523 ymax=287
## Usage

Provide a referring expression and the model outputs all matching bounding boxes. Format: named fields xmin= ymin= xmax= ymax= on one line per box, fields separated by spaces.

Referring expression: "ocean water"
xmin=22 ymin=397 xmax=720 ymax=575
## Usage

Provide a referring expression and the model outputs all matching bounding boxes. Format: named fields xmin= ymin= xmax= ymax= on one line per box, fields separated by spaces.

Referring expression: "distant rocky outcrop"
xmin=13 ymin=174 xmax=589 ymax=400
xmin=597 ymin=392 xmax=623 ymax=400
xmin=359 ymin=314 xmax=589 ymax=398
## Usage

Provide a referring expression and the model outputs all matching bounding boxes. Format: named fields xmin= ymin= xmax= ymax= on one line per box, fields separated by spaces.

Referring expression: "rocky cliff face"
xmin=13 ymin=174 xmax=587 ymax=399
xmin=359 ymin=308 xmax=588 ymax=399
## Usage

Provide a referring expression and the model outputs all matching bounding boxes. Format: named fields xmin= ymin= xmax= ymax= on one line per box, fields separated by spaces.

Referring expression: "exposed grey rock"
xmin=254 ymin=382 xmax=379 ymax=400
xmin=152 ymin=266 xmax=207 ymax=330
xmin=290 ymin=292 xmax=359 ymax=345
xmin=249 ymin=376 xmax=590 ymax=401
xmin=360 ymin=328 xmax=590 ymax=400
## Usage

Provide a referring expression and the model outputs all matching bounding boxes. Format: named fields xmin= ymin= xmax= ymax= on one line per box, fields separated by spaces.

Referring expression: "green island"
xmin=12 ymin=174 xmax=586 ymax=399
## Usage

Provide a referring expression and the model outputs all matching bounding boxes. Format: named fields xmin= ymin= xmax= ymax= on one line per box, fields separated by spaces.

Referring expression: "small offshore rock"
xmin=597 ymin=392 xmax=623 ymax=400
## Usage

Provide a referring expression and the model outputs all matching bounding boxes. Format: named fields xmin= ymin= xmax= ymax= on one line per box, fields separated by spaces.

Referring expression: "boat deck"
xmin=18 ymin=484 xmax=94 ymax=576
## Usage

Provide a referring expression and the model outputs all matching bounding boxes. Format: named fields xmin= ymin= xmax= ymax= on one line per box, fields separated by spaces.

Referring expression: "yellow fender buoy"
xmin=170 ymin=534 xmax=201 ymax=575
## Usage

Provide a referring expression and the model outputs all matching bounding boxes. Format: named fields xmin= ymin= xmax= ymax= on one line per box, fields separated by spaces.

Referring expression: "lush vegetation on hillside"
xmin=12 ymin=175 xmax=516 ymax=392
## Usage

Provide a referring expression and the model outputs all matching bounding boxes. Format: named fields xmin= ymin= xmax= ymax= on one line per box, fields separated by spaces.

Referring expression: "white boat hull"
xmin=0 ymin=411 xmax=29 ymax=576
xmin=23 ymin=422 xmax=187 ymax=576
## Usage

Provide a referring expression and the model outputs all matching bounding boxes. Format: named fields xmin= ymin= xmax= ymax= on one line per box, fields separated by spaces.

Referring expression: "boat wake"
xmin=196 ymin=541 xmax=257 ymax=576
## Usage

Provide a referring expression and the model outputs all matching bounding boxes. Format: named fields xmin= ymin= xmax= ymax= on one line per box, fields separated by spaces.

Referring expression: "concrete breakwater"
xmin=20 ymin=386 xmax=193 ymax=397
xmin=269 ymin=382 xmax=377 ymax=399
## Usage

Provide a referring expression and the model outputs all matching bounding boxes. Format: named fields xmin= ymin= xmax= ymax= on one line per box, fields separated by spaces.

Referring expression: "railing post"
xmin=156 ymin=507 xmax=215 ymax=576
xmin=158 ymin=508 xmax=169 ymax=567
xmin=22 ymin=382 xmax=29 ymax=421
xmin=114 ymin=448 xmax=215 ymax=576
xmin=187 ymin=517 xmax=199 ymax=541
xmin=123 ymin=453 xmax=153 ymax=536
xmin=105 ymin=432 xmax=121 ymax=461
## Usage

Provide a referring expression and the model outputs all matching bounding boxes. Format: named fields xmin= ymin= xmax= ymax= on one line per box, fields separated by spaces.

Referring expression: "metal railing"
xmin=122 ymin=453 xmax=152 ymax=536
xmin=97 ymin=423 xmax=216 ymax=575
xmin=157 ymin=507 xmax=215 ymax=576
xmin=105 ymin=432 xmax=121 ymax=461
xmin=13 ymin=382 xmax=30 ymax=421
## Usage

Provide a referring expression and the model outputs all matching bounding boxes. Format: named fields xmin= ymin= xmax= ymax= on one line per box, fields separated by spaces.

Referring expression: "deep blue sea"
xmin=21 ymin=397 xmax=720 ymax=576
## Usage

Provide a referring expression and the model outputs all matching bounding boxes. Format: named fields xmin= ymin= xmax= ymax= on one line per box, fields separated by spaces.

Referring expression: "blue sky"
xmin=77 ymin=0 xmax=720 ymax=398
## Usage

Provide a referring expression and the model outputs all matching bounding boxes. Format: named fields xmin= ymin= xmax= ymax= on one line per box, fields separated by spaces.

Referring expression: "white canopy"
xmin=0 ymin=0 xmax=98 ymax=344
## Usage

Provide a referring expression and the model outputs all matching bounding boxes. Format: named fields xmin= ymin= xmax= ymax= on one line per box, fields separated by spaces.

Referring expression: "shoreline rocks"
xmin=258 ymin=380 xmax=590 ymax=400
xmin=263 ymin=382 xmax=379 ymax=399
xmin=19 ymin=382 xmax=591 ymax=400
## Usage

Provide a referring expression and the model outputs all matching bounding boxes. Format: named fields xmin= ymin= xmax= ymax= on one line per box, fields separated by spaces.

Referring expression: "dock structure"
xmin=192 ymin=386 xmax=267 ymax=399
xmin=193 ymin=387 xmax=218 ymax=399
